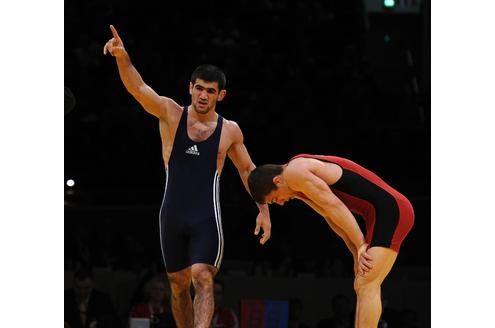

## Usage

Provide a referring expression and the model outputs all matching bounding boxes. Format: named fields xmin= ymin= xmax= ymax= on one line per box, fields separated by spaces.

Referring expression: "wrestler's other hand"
xmin=254 ymin=211 xmax=271 ymax=245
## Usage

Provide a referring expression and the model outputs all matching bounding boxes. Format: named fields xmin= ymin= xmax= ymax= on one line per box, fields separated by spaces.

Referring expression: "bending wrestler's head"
xmin=248 ymin=164 xmax=295 ymax=205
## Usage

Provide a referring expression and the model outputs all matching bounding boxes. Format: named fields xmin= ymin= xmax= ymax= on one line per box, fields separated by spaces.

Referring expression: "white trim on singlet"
xmin=212 ymin=171 xmax=224 ymax=268
xmin=158 ymin=166 xmax=169 ymax=268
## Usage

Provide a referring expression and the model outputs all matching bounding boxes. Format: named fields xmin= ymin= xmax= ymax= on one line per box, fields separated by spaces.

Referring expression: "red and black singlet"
xmin=291 ymin=154 xmax=414 ymax=251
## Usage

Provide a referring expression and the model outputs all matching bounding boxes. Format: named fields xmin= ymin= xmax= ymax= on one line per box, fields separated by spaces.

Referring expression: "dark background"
xmin=65 ymin=0 xmax=430 ymax=325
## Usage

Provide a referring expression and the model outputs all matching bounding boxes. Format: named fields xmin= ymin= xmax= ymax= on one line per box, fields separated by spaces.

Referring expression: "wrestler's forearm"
xmin=114 ymin=51 xmax=146 ymax=96
xmin=340 ymin=232 xmax=357 ymax=256
xmin=238 ymin=166 xmax=269 ymax=215
xmin=326 ymin=205 xmax=365 ymax=250
xmin=238 ymin=164 xmax=255 ymax=198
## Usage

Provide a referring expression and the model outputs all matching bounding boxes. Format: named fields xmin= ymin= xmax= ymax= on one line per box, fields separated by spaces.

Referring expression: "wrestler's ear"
xmin=217 ymin=89 xmax=227 ymax=102
xmin=189 ymin=82 xmax=193 ymax=95
xmin=273 ymin=175 xmax=283 ymax=187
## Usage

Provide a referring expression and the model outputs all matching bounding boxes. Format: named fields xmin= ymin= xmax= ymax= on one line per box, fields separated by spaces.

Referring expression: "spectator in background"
xmin=211 ymin=279 xmax=239 ymax=328
xmin=288 ymin=298 xmax=310 ymax=328
xmin=317 ymin=294 xmax=354 ymax=328
xmin=64 ymin=268 xmax=121 ymax=328
xmin=130 ymin=274 xmax=175 ymax=328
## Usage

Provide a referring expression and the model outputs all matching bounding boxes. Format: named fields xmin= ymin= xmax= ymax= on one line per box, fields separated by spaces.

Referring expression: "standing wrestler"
xmin=247 ymin=154 xmax=414 ymax=328
xmin=103 ymin=25 xmax=271 ymax=328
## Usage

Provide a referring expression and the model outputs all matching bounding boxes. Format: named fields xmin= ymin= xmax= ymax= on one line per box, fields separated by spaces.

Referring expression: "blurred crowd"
xmin=64 ymin=267 xmax=422 ymax=328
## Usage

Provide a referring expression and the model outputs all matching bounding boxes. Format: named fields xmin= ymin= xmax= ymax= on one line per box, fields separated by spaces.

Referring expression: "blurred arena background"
xmin=65 ymin=0 xmax=430 ymax=326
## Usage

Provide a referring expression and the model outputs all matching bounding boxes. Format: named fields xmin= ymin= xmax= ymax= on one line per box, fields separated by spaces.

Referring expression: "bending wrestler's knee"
xmin=354 ymin=275 xmax=380 ymax=297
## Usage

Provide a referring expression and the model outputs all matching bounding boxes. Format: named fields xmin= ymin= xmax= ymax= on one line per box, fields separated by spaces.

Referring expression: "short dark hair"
xmin=190 ymin=64 xmax=226 ymax=90
xmin=248 ymin=164 xmax=284 ymax=204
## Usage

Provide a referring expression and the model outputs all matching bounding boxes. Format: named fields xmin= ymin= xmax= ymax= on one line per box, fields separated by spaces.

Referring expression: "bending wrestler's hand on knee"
xmin=357 ymin=243 xmax=373 ymax=275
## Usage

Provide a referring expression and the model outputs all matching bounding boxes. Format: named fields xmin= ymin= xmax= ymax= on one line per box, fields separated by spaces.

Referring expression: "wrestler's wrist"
xmin=357 ymin=243 xmax=368 ymax=254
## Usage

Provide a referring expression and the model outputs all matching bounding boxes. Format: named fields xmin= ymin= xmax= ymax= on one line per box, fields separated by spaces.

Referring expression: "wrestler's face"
xmin=265 ymin=186 xmax=295 ymax=206
xmin=189 ymin=79 xmax=226 ymax=114
xmin=150 ymin=281 xmax=167 ymax=303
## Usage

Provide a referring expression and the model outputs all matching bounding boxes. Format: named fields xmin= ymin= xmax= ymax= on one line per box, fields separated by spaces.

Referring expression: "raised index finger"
xmin=109 ymin=24 xmax=121 ymax=40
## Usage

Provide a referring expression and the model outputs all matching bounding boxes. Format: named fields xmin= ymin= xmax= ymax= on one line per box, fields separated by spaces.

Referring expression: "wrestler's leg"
xmin=167 ymin=267 xmax=193 ymax=328
xmin=354 ymin=247 xmax=397 ymax=328
xmin=191 ymin=263 xmax=218 ymax=328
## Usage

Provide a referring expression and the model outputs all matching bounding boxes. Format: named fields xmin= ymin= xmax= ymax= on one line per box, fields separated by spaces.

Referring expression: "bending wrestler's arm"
xmin=103 ymin=24 xmax=179 ymax=120
xmin=225 ymin=121 xmax=271 ymax=245
xmin=285 ymin=164 xmax=365 ymax=252
xmin=287 ymin=163 xmax=372 ymax=273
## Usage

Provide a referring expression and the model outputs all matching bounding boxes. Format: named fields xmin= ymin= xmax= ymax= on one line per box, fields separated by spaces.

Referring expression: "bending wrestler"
xmin=248 ymin=154 xmax=414 ymax=328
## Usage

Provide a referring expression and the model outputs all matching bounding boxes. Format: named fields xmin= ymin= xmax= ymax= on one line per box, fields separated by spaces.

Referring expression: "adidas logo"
xmin=185 ymin=145 xmax=200 ymax=156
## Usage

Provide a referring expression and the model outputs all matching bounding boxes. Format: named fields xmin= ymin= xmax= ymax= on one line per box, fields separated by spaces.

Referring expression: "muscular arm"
xmin=226 ymin=121 xmax=271 ymax=244
xmin=113 ymin=53 xmax=169 ymax=118
xmin=225 ymin=126 xmax=253 ymax=191
xmin=286 ymin=163 xmax=365 ymax=251
xmin=104 ymin=25 xmax=178 ymax=120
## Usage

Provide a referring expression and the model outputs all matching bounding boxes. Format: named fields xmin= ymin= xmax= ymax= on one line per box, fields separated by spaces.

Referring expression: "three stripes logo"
xmin=185 ymin=144 xmax=200 ymax=156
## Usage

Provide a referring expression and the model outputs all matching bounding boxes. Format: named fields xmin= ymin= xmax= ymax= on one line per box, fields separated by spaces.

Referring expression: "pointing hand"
xmin=103 ymin=25 xmax=126 ymax=58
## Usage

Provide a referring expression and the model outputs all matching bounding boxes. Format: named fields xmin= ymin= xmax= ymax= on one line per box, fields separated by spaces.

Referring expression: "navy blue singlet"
xmin=159 ymin=107 xmax=224 ymax=273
